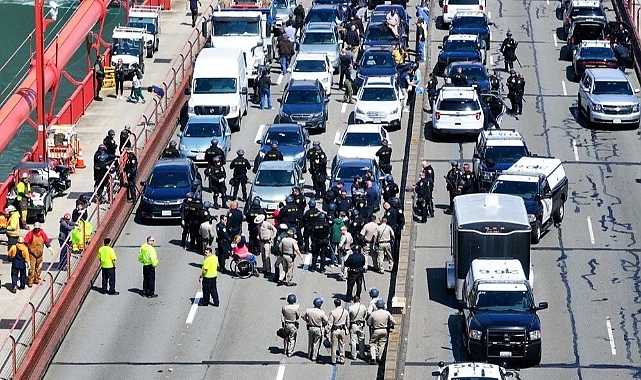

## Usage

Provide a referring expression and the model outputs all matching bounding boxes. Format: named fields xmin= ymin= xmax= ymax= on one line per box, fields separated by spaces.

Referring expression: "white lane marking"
xmin=587 ymin=217 xmax=595 ymax=244
xmin=547 ymin=0 xmax=549 ymax=5
xmin=276 ymin=362 xmax=286 ymax=380
xmin=487 ymin=11 xmax=491 ymax=19
xmin=606 ymin=316 xmax=617 ymax=355
xmin=302 ymin=253 xmax=312 ymax=270
xmin=489 ymin=55 xmax=493 ymax=66
xmin=562 ymin=81 xmax=567 ymax=96
xmin=341 ymin=102 xmax=347 ymax=114
xmin=553 ymin=33 xmax=558 ymax=47
xmin=277 ymin=74 xmax=284 ymax=85
xmin=572 ymin=139 xmax=579 ymax=161
xmin=186 ymin=292 xmax=203 ymax=324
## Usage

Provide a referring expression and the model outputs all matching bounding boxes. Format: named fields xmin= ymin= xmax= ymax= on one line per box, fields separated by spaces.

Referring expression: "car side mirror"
xmin=473 ymin=153 xmax=480 ymax=159
xmin=457 ymin=300 xmax=468 ymax=311
xmin=431 ymin=371 xmax=441 ymax=376
xmin=240 ymin=87 xmax=248 ymax=95
xmin=437 ymin=45 xmax=443 ymax=49
xmin=537 ymin=302 xmax=548 ymax=310
xmin=277 ymin=98 xmax=283 ymax=103
xmin=140 ymin=181 xmax=147 ymax=186
xmin=184 ymin=87 xmax=191 ymax=95
xmin=177 ymin=131 xmax=182 ymax=137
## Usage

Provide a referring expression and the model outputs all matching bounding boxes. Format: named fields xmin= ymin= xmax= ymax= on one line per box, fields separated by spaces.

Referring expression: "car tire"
xmin=37 ymin=211 xmax=46 ymax=224
xmin=553 ymin=200 xmax=565 ymax=224
xmin=155 ymin=38 xmax=159 ymax=52
xmin=527 ymin=350 xmax=542 ymax=367
xmin=531 ymin=220 xmax=542 ymax=244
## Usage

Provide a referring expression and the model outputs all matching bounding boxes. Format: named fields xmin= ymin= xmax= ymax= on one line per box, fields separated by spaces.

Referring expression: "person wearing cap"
xmin=375 ymin=139 xmax=393 ymax=175
xmin=245 ymin=197 xmax=266 ymax=257
xmin=123 ymin=148 xmax=138 ymax=202
xmin=8 ymin=237 xmax=29 ymax=293
xmin=15 ymin=173 xmax=31 ymax=229
xmin=303 ymin=200 xmax=320 ymax=253
xmin=325 ymin=180 xmax=344 ymax=205
xmin=336 ymin=189 xmax=351 ymax=214
xmin=445 ymin=161 xmax=462 ymax=213
xmin=263 ymin=141 xmax=284 ymax=162
xmin=256 ymin=214 xmax=277 ymax=274
xmin=278 ymin=228 xmax=303 ymax=286
xmin=119 ymin=125 xmax=133 ymax=154
xmin=24 ymin=222 xmax=54 ymax=286
xmin=199 ymin=214 xmax=216 ymax=256
xmin=414 ymin=171 xmax=432 ymax=222
xmin=302 ymin=297 xmax=328 ymax=362
xmin=58 ymin=213 xmax=75 ymax=271
xmin=506 ymin=69 xmax=520 ymax=115
xmin=162 ymin=141 xmax=181 ymax=158
xmin=367 ymin=299 xmax=395 ymax=364
xmin=500 ymin=29 xmax=518 ymax=72
xmin=281 ymin=294 xmax=300 ymax=357
xmin=205 ymin=139 xmax=226 ymax=167
xmin=210 ymin=156 xmax=227 ymax=209
xmin=97 ymin=238 xmax=118 ymax=295
xmin=138 ymin=236 xmax=159 ymax=298
xmin=5 ymin=205 xmax=20 ymax=249
xmin=229 ymin=149 xmax=252 ymax=202
xmin=199 ymin=247 xmax=220 ymax=307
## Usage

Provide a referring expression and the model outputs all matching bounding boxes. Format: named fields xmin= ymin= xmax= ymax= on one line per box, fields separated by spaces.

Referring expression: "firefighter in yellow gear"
xmin=16 ymin=173 xmax=31 ymax=228
xmin=5 ymin=205 xmax=20 ymax=249
xmin=71 ymin=219 xmax=93 ymax=252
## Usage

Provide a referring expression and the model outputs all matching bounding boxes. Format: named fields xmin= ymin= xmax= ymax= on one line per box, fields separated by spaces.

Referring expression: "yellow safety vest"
xmin=97 ymin=245 xmax=116 ymax=269
xmin=16 ymin=181 xmax=31 ymax=201
xmin=138 ymin=243 xmax=159 ymax=266
xmin=6 ymin=212 xmax=20 ymax=236
xmin=201 ymin=254 xmax=218 ymax=278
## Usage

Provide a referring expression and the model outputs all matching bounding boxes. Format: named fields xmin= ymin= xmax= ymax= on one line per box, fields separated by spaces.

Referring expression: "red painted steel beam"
xmin=0 ymin=0 xmax=109 ymax=155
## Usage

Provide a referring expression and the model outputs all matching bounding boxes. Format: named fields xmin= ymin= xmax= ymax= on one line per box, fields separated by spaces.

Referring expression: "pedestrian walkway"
xmin=0 ymin=0 xmax=217 ymax=369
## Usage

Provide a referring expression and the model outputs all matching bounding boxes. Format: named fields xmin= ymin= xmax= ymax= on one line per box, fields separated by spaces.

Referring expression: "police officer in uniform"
xmin=205 ymin=139 xmax=226 ymax=166
xmin=245 ymin=197 xmax=266 ymax=257
xmin=281 ymin=294 xmax=300 ymax=357
xmin=216 ymin=214 xmax=232 ymax=273
xmin=263 ymin=141 xmax=284 ymax=161
xmin=383 ymin=202 xmax=398 ymax=233
xmin=210 ymin=157 xmax=227 ymax=209
xmin=189 ymin=194 xmax=205 ymax=249
xmin=103 ymin=129 xmax=118 ymax=155
xmin=229 ymin=149 xmax=252 ymax=201
xmin=375 ymin=139 xmax=393 ymax=175
xmin=303 ymin=200 xmax=320 ymax=252
xmin=353 ymin=190 xmax=369 ymax=221
xmin=226 ymin=201 xmax=244 ymax=238
xmin=325 ymin=180 xmax=344 ymax=206
xmin=348 ymin=209 xmax=365 ymax=245
xmin=93 ymin=151 xmax=111 ymax=201
xmin=367 ymin=299 xmax=395 ymax=364
xmin=382 ymin=174 xmax=399 ymax=203
xmin=327 ymin=299 xmax=349 ymax=364
xmin=291 ymin=186 xmax=306 ymax=215
xmin=515 ymin=72 xmax=525 ymax=115
xmin=310 ymin=212 xmax=331 ymax=272
xmin=506 ymin=69 xmax=520 ymax=115
xmin=336 ymin=190 xmax=351 ymax=214
xmin=344 ymin=244 xmax=366 ymax=302
xmin=180 ymin=192 xmax=195 ymax=249
xmin=461 ymin=163 xmax=475 ymax=194
xmin=350 ymin=176 xmax=363 ymax=204
xmin=119 ymin=125 xmax=132 ymax=154
xmin=489 ymin=69 xmax=501 ymax=92
xmin=426 ymin=72 xmax=438 ymax=113
xmin=347 ymin=295 xmax=367 ymax=359
xmin=414 ymin=171 xmax=432 ymax=222
xmin=280 ymin=195 xmax=303 ymax=242
xmin=162 ymin=141 xmax=181 ymax=158
xmin=445 ymin=161 xmax=462 ymax=212
xmin=302 ymin=298 xmax=328 ymax=362
xmin=309 ymin=146 xmax=328 ymax=199
xmin=390 ymin=197 xmax=404 ymax=262
xmin=500 ymin=30 xmax=518 ymax=72
xmin=451 ymin=67 xmax=468 ymax=87
xmin=123 ymin=149 xmax=138 ymax=202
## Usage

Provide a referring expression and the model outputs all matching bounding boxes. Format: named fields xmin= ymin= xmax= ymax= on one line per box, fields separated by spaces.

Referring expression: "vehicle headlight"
xmin=259 ymin=151 xmax=265 ymax=158
xmin=529 ymin=330 xmax=542 ymax=341
xmin=294 ymin=151 xmax=305 ymax=159
xmin=390 ymin=107 xmax=399 ymax=115
xmin=142 ymin=194 xmax=151 ymax=203
xmin=592 ymin=104 xmax=603 ymax=112
xmin=528 ymin=214 xmax=537 ymax=223
xmin=313 ymin=112 xmax=324 ymax=119
xmin=355 ymin=107 xmax=365 ymax=115
xmin=230 ymin=106 xmax=238 ymax=114
xmin=179 ymin=144 xmax=187 ymax=150
xmin=633 ymin=104 xmax=639 ymax=112
xmin=469 ymin=329 xmax=483 ymax=340
xmin=188 ymin=106 xmax=194 ymax=114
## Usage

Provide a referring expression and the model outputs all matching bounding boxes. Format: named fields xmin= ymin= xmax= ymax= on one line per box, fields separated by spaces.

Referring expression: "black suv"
xmin=565 ymin=18 xmax=608 ymax=60
xmin=277 ymin=79 xmax=329 ymax=132
xmin=562 ymin=0 xmax=607 ymax=37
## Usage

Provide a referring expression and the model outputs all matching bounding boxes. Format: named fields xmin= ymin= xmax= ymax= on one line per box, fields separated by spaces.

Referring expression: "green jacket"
xmin=330 ymin=217 xmax=344 ymax=243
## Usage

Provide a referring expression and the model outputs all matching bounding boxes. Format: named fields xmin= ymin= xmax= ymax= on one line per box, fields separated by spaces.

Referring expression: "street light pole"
xmin=34 ymin=0 xmax=55 ymax=163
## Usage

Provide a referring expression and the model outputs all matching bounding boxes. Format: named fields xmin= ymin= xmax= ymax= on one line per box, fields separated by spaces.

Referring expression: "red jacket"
xmin=24 ymin=229 xmax=52 ymax=248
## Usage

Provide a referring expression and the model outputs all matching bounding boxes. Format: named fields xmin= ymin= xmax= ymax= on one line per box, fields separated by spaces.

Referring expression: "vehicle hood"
xmin=180 ymin=136 xmax=224 ymax=153
xmin=189 ymin=93 xmax=239 ymax=107
xmin=358 ymin=67 xmax=396 ymax=78
xmin=439 ymin=50 xmax=481 ymax=62
xmin=523 ymin=199 xmax=542 ymax=215
xmin=591 ymin=94 xmax=639 ymax=106
xmin=337 ymin=146 xmax=378 ymax=160
xmin=144 ymin=186 xmax=191 ymax=201
xmin=471 ymin=311 xmax=537 ymax=329
xmin=291 ymin=72 xmax=330 ymax=84
xmin=299 ymin=45 xmax=339 ymax=56
xmin=260 ymin=144 xmax=306 ymax=161
xmin=450 ymin=27 xmax=489 ymax=37
xmin=251 ymin=184 xmax=291 ymax=204
xmin=281 ymin=102 xmax=324 ymax=115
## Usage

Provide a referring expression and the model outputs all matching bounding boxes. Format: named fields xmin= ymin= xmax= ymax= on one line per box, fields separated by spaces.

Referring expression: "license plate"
xmin=373 ymin=118 xmax=381 ymax=123
xmin=161 ymin=210 xmax=171 ymax=216
xmin=499 ymin=351 xmax=512 ymax=357
xmin=267 ymin=204 xmax=277 ymax=210
xmin=196 ymin=153 xmax=205 ymax=161
xmin=384 ymin=0 xmax=391 ymax=3
xmin=613 ymin=119 xmax=622 ymax=124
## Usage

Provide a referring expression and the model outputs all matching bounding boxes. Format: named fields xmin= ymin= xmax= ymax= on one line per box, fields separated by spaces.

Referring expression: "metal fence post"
xmin=10 ymin=335 xmax=16 ymax=376
xmin=48 ymin=272 xmax=55 ymax=306
xmin=28 ymin=302 xmax=36 ymax=343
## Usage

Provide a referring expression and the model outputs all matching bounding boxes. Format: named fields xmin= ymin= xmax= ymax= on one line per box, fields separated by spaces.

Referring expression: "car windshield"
xmin=294 ymin=60 xmax=327 ymax=72
xmin=491 ymin=180 xmax=538 ymax=200
xmin=474 ymin=290 xmax=534 ymax=311
xmin=343 ymin=132 xmax=381 ymax=146
xmin=285 ymin=89 xmax=322 ymax=104
xmin=593 ymin=80 xmax=633 ymax=95
xmin=307 ymin=9 xmax=338 ymax=23
xmin=452 ymin=16 xmax=487 ymax=27
xmin=361 ymin=87 xmax=397 ymax=101
xmin=365 ymin=24 xmax=397 ymax=42
xmin=484 ymin=145 xmax=528 ymax=163
xmin=580 ymin=47 xmax=614 ymax=58
xmin=265 ymin=130 xmax=302 ymax=145
xmin=273 ymin=0 xmax=288 ymax=8
xmin=302 ymin=31 xmax=336 ymax=44
xmin=193 ymin=78 xmax=237 ymax=94
xmin=361 ymin=53 xmax=395 ymax=68
xmin=438 ymin=99 xmax=480 ymax=111
xmin=570 ymin=7 xmax=603 ymax=18
xmin=213 ymin=19 xmax=260 ymax=36
xmin=184 ymin=122 xmax=222 ymax=137
xmin=572 ymin=24 xmax=605 ymax=41
xmin=449 ymin=0 xmax=482 ymax=4
xmin=449 ymin=66 xmax=487 ymax=81
xmin=444 ymin=39 xmax=478 ymax=51
xmin=255 ymin=169 xmax=295 ymax=186
xmin=148 ymin=171 xmax=190 ymax=188
xmin=128 ymin=18 xmax=156 ymax=34
xmin=335 ymin=165 xmax=373 ymax=181
xmin=113 ymin=38 xmax=141 ymax=56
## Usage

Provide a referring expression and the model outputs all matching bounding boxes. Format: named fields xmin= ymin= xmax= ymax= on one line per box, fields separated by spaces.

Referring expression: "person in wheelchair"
xmin=232 ymin=235 xmax=259 ymax=277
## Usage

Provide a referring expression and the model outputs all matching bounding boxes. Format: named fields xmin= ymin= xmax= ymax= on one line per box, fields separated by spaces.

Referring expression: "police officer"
xmin=264 ymin=141 xmax=284 ymax=161
xmin=351 ymin=176 xmax=363 ymax=203
xmin=226 ymin=201 xmax=244 ymax=238
xmin=426 ymin=72 xmax=438 ymax=113
xmin=205 ymin=139 xmax=226 ymax=166
xmin=281 ymin=293 xmax=301 ymax=357
xmin=353 ymin=189 xmax=369 ymax=220
xmin=348 ymin=209 xmax=365 ymax=245
xmin=162 ymin=141 xmax=181 ymax=158
xmin=382 ymin=174 xmax=399 ymax=203
xmin=327 ymin=298 xmax=349 ymax=364
xmin=364 ymin=181 xmax=377 ymax=219
xmin=367 ymin=287 xmax=382 ymax=314
xmin=189 ymin=194 xmax=205 ymax=249
xmin=216 ymin=214 xmax=232 ymax=273
xmin=303 ymin=200 xmax=320 ymax=252
xmin=414 ymin=171 xmax=432 ymax=222
xmin=515 ymin=72 xmax=526 ymax=115
xmin=500 ymin=29 xmax=518 ymax=72
xmin=93 ymin=151 xmax=110 ymax=201
xmin=245 ymin=197 xmax=266 ymax=256
xmin=336 ymin=190 xmax=351 ymax=214
xmin=302 ymin=297 xmax=328 ymax=362
xmin=506 ymin=69 xmax=520 ymax=115
xmin=383 ymin=201 xmax=398 ymax=232
xmin=375 ymin=139 xmax=392 ymax=175
xmin=489 ymin=69 xmax=501 ymax=92
xmin=257 ymin=214 xmax=277 ymax=274
xmin=309 ymin=146 xmax=328 ymax=199
xmin=119 ymin=125 xmax=132 ymax=154
xmin=291 ymin=186 xmax=306 ymax=215
xmin=421 ymin=160 xmax=435 ymax=184
xmin=445 ymin=161 xmax=462 ymax=212
xmin=278 ymin=227 xmax=303 ymax=286
xmin=347 ymin=295 xmax=367 ymax=359
xmin=123 ymin=149 xmax=138 ymax=202
xmin=367 ymin=299 xmax=395 ymax=364
xmin=325 ymin=180 xmax=344 ymax=206
xmin=103 ymin=129 xmax=118 ymax=156
xmin=180 ymin=192 xmax=195 ymax=249
xmin=344 ymin=244 xmax=366 ymax=302
xmin=451 ymin=66 xmax=468 ymax=87
xmin=306 ymin=140 xmax=321 ymax=162
xmin=229 ymin=149 xmax=252 ymax=201
xmin=310 ymin=212 xmax=331 ymax=272
xmin=210 ymin=157 xmax=227 ymax=209
xmin=460 ymin=163 xmax=475 ymax=194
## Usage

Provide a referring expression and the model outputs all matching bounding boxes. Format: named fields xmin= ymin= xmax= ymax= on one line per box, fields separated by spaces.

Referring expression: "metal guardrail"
xmin=0 ymin=21 xmax=207 ymax=379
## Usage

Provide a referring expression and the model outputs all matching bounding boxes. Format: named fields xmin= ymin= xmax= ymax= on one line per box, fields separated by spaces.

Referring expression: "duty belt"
xmin=351 ymin=321 xmax=365 ymax=326
xmin=379 ymin=241 xmax=390 ymax=243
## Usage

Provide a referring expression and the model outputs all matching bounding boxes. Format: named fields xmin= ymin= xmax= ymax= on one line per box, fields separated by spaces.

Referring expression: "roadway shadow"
xmin=325 ymin=272 xmax=343 ymax=282
xmin=424 ymin=121 xmax=477 ymax=144
xmin=447 ymin=313 xmax=470 ymax=362
xmin=167 ymin=239 xmax=184 ymax=248
xmin=435 ymin=16 xmax=447 ymax=30
xmin=188 ymin=262 xmax=202 ymax=269
xmin=90 ymin=285 xmax=104 ymax=294
xmin=555 ymin=27 xmax=566 ymax=41
xmin=570 ymin=105 xmax=640 ymax=131
xmin=425 ymin=267 xmax=456 ymax=308
xmin=565 ymin=66 xmax=578 ymax=82
xmin=555 ymin=7 xmax=564 ymax=21
xmin=559 ymin=46 xmax=571 ymax=63
xmin=128 ymin=288 xmax=145 ymax=296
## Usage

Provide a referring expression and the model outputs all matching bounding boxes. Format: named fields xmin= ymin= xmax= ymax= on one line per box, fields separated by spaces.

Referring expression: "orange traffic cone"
xmin=76 ymin=149 xmax=86 ymax=169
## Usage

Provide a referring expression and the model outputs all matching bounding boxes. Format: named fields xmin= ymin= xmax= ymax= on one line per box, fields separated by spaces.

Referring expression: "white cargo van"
xmin=186 ymin=47 xmax=248 ymax=131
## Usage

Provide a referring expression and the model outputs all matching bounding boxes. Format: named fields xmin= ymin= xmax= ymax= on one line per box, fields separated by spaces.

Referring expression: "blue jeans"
xmin=246 ymin=254 xmax=258 ymax=269
xmin=417 ymin=40 xmax=426 ymax=61
xmin=59 ymin=238 xmax=69 ymax=270
xmin=280 ymin=56 xmax=291 ymax=73
xmin=330 ymin=242 xmax=339 ymax=265
xmin=260 ymin=88 xmax=272 ymax=110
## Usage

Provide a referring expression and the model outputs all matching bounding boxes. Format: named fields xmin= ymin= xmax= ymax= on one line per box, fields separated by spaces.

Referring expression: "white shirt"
xmin=133 ymin=76 xmax=142 ymax=89
xmin=386 ymin=12 xmax=399 ymax=26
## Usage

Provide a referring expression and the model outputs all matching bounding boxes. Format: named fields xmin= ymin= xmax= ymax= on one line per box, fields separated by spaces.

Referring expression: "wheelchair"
xmin=230 ymin=254 xmax=255 ymax=279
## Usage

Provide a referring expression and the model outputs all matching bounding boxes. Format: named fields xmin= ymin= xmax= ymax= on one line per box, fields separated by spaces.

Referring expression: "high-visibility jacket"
xmin=138 ymin=243 xmax=158 ymax=267
xmin=6 ymin=211 xmax=20 ymax=237
xmin=71 ymin=220 xmax=93 ymax=250
xmin=97 ymin=245 xmax=117 ymax=269
xmin=0 ymin=214 xmax=8 ymax=229
xmin=16 ymin=181 xmax=31 ymax=201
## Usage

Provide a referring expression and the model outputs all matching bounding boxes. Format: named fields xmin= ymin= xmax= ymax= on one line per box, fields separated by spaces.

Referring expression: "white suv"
xmin=432 ymin=87 xmax=484 ymax=135
xmin=443 ymin=0 xmax=486 ymax=24
xmin=289 ymin=53 xmax=333 ymax=96
xmin=354 ymin=76 xmax=403 ymax=127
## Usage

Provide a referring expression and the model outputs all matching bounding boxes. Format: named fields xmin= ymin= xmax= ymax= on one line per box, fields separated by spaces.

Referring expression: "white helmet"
xmin=6 ymin=205 xmax=16 ymax=212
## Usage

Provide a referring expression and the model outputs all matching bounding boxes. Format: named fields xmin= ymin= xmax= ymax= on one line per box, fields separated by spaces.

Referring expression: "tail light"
xmin=435 ymin=112 xmax=441 ymax=119
xmin=444 ymin=4 xmax=448 ymax=13
xmin=605 ymin=36 xmax=610 ymax=41
xmin=479 ymin=4 xmax=483 ymax=10
xmin=475 ymin=112 xmax=481 ymax=120
xmin=568 ymin=37 xmax=573 ymax=44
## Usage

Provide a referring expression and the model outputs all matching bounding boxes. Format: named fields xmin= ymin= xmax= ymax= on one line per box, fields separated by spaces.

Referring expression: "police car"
xmin=431 ymin=361 xmax=514 ymax=380
xmin=432 ymin=87 xmax=484 ymax=136
xmin=472 ymin=129 xmax=530 ymax=191
xmin=571 ymin=40 xmax=617 ymax=80
xmin=354 ymin=76 xmax=403 ymax=127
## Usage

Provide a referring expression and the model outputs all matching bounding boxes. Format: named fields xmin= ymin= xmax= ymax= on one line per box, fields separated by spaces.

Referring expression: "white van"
xmin=187 ymin=47 xmax=248 ymax=131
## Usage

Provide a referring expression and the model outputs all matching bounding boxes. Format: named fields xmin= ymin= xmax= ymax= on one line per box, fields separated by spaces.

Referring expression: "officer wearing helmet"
xmin=229 ymin=149 xmax=252 ymax=201
xmin=189 ymin=193 xmax=205 ymax=249
xmin=375 ymin=139 xmax=393 ymax=175
xmin=245 ymin=197 xmax=266 ymax=257
xmin=445 ymin=161 xmax=462 ymax=213
xmin=205 ymin=138 xmax=226 ymax=166
xmin=367 ymin=287 xmax=382 ymax=314
xmin=308 ymin=144 xmax=328 ymax=199
xmin=103 ymin=129 xmax=118 ymax=155
xmin=303 ymin=199 xmax=320 ymax=252
xmin=93 ymin=149 xmax=114 ymax=202
xmin=344 ymin=243 xmax=366 ymax=302
xmin=123 ymin=148 xmax=138 ymax=202
xmin=291 ymin=186 xmax=306 ymax=215
xmin=180 ymin=192 xmax=195 ymax=249
xmin=162 ymin=141 xmax=181 ymax=158
xmin=367 ymin=299 xmax=395 ymax=365
xmin=263 ymin=140 xmax=284 ymax=161
xmin=414 ymin=171 xmax=432 ymax=222
xmin=305 ymin=140 xmax=322 ymax=162
xmin=310 ymin=211 xmax=332 ymax=272
xmin=281 ymin=294 xmax=301 ymax=357
xmin=209 ymin=156 xmax=227 ymax=209
xmin=119 ymin=125 xmax=133 ymax=154
xmin=500 ymin=29 xmax=518 ymax=72
xmin=93 ymin=143 xmax=108 ymax=162
xmin=272 ymin=223 xmax=290 ymax=282
xmin=382 ymin=174 xmax=399 ymax=203
xmin=278 ymin=227 xmax=303 ymax=286
xmin=302 ymin=297 xmax=329 ymax=362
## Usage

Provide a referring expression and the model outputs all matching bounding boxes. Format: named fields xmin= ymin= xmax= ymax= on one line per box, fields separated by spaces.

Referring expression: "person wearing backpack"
xmin=329 ymin=213 xmax=344 ymax=267
xmin=614 ymin=42 xmax=630 ymax=72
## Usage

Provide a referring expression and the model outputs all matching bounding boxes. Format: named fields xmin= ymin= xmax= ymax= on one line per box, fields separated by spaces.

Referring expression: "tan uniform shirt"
xmin=338 ymin=232 xmax=353 ymax=254
xmin=279 ymin=236 xmax=299 ymax=255
xmin=368 ymin=297 xmax=382 ymax=314
xmin=360 ymin=222 xmax=378 ymax=243
xmin=199 ymin=222 xmax=216 ymax=241
xmin=367 ymin=309 xmax=395 ymax=330
xmin=258 ymin=221 xmax=277 ymax=241
xmin=282 ymin=304 xmax=300 ymax=323
xmin=303 ymin=307 xmax=328 ymax=327
xmin=376 ymin=223 xmax=394 ymax=243
xmin=328 ymin=307 xmax=349 ymax=330
xmin=348 ymin=302 xmax=367 ymax=325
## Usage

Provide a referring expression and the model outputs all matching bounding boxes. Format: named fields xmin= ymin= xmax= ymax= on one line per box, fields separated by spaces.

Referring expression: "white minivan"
xmin=187 ymin=47 xmax=248 ymax=131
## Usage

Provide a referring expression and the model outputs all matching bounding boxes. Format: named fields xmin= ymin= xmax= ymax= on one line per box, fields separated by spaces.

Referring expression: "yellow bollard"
xmin=102 ymin=66 xmax=115 ymax=91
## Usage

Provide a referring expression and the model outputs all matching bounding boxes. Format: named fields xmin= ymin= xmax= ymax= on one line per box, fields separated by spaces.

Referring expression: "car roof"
xmin=364 ymin=76 xmax=394 ymax=86
xmin=154 ymin=157 xmax=193 ymax=169
xmin=257 ymin=160 xmax=298 ymax=170
xmin=440 ymin=87 xmax=479 ymax=99
xmin=265 ymin=123 xmax=303 ymax=132
xmin=446 ymin=34 xmax=478 ymax=41
xmin=586 ymin=67 xmax=629 ymax=80
xmin=295 ymin=53 xmax=329 ymax=60
xmin=287 ymin=79 xmax=322 ymax=89
xmin=345 ymin=124 xmax=384 ymax=133
xmin=454 ymin=194 xmax=529 ymax=227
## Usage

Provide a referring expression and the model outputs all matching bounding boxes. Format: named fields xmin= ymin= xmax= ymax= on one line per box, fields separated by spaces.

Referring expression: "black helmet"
xmin=328 ymin=202 xmax=337 ymax=212
xmin=186 ymin=192 xmax=194 ymax=199
xmin=286 ymin=195 xmax=294 ymax=203
xmin=308 ymin=199 xmax=316 ymax=207
xmin=287 ymin=293 xmax=297 ymax=304
xmin=252 ymin=197 xmax=261 ymax=206
xmin=271 ymin=140 xmax=279 ymax=148
xmin=108 ymin=129 xmax=116 ymax=136
xmin=350 ymin=209 xmax=360 ymax=217
xmin=292 ymin=186 xmax=301 ymax=192
xmin=169 ymin=141 xmax=177 ymax=148
xmin=317 ymin=212 xmax=326 ymax=220
xmin=211 ymin=138 xmax=219 ymax=145
xmin=390 ymin=197 xmax=401 ymax=208
xmin=385 ymin=174 xmax=393 ymax=182
xmin=313 ymin=297 xmax=323 ymax=307
xmin=381 ymin=139 xmax=388 ymax=145
xmin=98 ymin=144 xmax=107 ymax=152
xmin=506 ymin=29 xmax=513 ymax=36
xmin=375 ymin=299 xmax=385 ymax=309
xmin=237 ymin=149 xmax=245 ymax=155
